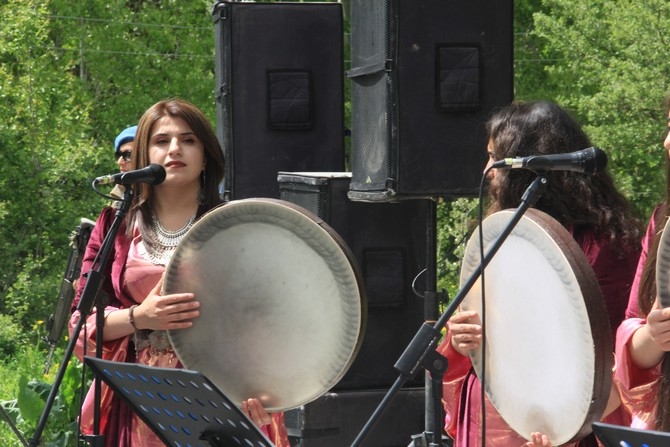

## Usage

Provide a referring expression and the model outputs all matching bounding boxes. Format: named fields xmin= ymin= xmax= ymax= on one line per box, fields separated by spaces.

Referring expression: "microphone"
xmin=491 ymin=147 xmax=608 ymax=175
xmin=94 ymin=163 xmax=166 ymax=186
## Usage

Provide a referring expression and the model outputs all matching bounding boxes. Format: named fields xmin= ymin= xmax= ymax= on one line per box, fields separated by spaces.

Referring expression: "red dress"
xmin=69 ymin=207 xmax=289 ymax=446
xmin=439 ymin=227 xmax=639 ymax=446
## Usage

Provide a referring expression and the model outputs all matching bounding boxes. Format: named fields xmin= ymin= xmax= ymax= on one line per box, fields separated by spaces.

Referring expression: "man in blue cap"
xmin=111 ymin=125 xmax=137 ymax=199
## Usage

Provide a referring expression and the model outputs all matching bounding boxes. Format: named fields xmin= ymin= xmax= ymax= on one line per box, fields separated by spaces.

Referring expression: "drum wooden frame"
xmin=459 ymin=208 xmax=612 ymax=445
xmin=163 ymin=198 xmax=366 ymax=412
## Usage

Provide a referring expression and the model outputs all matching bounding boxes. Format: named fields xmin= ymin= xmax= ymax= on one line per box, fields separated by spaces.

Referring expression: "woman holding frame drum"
xmin=438 ymin=100 xmax=642 ymax=447
xmin=614 ymin=95 xmax=670 ymax=434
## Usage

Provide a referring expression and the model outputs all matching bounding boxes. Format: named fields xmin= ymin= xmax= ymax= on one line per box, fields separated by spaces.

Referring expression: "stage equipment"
xmin=85 ymin=357 xmax=274 ymax=447
xmin=44 ymin=217 xmax=94 ymax=373
xmin=278 ymin=172 xmax=430 ymax=390
xmin=285 ymin=388 xmax=426 ymax=447
xmin=212 ymin=1 xmax=345 ymax=200
xmin=592 ymin=421 xmax=670 ymax=447
xmin=347 ymin=0 xmax=513 ymax=201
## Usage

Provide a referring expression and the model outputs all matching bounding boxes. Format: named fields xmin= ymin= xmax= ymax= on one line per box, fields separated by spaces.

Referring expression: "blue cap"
xmin=114 ymin=125 xmax=137 ymax=155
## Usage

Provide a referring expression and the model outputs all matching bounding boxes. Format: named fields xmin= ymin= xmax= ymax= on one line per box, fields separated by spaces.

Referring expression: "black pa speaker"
xmin=347 ymin=0 xmax=514 ymax=201
xmin=278 ymin=172 xmax=431 ymax=391
xmin=212 ymin=1 xmax=345 ymax=200
xmin=285 ymin=388 xmax=426 ymax=447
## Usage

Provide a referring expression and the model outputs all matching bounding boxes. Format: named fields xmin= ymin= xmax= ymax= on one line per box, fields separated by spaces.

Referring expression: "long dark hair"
xmin=486 ymin=100 xmax=640 ymax=254
xmin=636 ymin=96 xmax=670 ymax=431
xmin=126 ymin=98 xmax=226 ymax=233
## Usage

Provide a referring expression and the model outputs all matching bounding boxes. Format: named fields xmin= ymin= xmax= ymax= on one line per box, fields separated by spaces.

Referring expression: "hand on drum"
xmin=241 ymin=398 xmax=272 ymax=428
xmin=448 ymin=310 xmax=482 ymax=357
xmin=522 ymin=432 xmax=552 ymax=447
xmin=133 ymin=276 xmax=200 ymax=331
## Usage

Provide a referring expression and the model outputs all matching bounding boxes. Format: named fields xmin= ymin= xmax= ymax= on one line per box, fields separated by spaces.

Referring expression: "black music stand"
xmin=592 ymin=422 xmax=670 ymax=447
xmin=84 ymin=356 xmax=275 ymax=447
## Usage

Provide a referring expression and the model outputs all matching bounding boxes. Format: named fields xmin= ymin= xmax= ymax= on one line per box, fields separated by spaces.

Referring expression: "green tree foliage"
xmin=0 ymin=0 xmax=217 ymax=332
xmin=528 ymin=0 xmax=670 ymax=217
xmin=0 ymin=0 xmax=101 ymax=330
xmin=1 ymin=0 xmax=670 ymax=442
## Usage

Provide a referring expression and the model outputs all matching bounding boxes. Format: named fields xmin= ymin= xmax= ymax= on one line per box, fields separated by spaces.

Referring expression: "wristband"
xmin=128 ymin=304 xmax=139 ymax=330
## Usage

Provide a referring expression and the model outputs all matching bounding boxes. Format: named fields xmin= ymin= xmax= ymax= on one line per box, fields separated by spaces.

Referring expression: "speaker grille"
xmin=347 ymin=0 xmax=513 ymax=201
xmin=349 ymin=0 xmax=393 ymax=196
xmin=212 ymin=2 xmax=345 ymax=200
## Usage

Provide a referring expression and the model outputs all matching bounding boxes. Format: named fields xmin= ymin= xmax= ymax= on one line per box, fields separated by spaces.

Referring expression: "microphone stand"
xmin=350 ymin=174 xmax=549 ymax=447
xmin=29 ymin=187 xmax=133 ymax=447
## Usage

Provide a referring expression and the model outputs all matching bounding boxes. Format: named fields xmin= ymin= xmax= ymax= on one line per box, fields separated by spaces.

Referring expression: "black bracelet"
xmin=128 ymin=304 xmax=139 ymax=330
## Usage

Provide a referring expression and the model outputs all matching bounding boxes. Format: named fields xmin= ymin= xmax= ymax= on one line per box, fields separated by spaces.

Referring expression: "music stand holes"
xmin=145 ymin=391 xmax=154 ymax=399
xmin=202 ymin=415 xmax=211 ymax=423
xmin=223 ymin=401 xmax=232 ymax=410
xmin=215 ymin=417 xmax=225 ymax=426
xmin=183 ymin=396 xmax=192 ymax=404
xmin=134 ymin=389 xmax=143 ymax=398
xmin=227 ymin=419 xmax=236 ymax=428
xmin=102 ymin=368 xmax=113 ymax=378
xmin=195 ymin=397 xmax=206 ymax=407
xmin=152 ymin=406 xmax=162 ymax=415
xmin=151 ymin=375 xmax=161 ymax=384
xmin=203 ymin=382 xmax=213 ymax=392
xmin=165 ymin=409 xmax=174 ymax=417
xmin=122 ymin=387 xmax=132 ymax=395
xmin=164 ymin=377 xmax=173 ymax=386
xmin=177 ymin=379 xmax=187 ymax=388
xmin=209 ymin=400 xmax=218 ymax=408
xmin=170 ymin=424 xmax=179 ymax=433
xmin=189 ymin=380 xmax=199 ymax=389
xmin=157 ymin=422 xmax=167 ymax=431
xmin=114 ymin=371 xmax=125 ymax=379
xmin=157 ymin=392 xmax=168 ymax=401
xmin=176 ymin=410 xmax=186 ymax=419
xmin=171 ymin=394 xmax=181 ymax=403
xmin=240 ymin=421 xmax=250 ymax=430
xmin=127 ymin=373 xmax=137 ymax=381
xmin=181 ymin=427 xmax=191 ymax=436
xmin=188 ymin=412 xmax=198 ymax=421
xmin=139 ymin=373 xmax=149 ymax=383
xmin=140 ymin=404 xmax=149 ymax=413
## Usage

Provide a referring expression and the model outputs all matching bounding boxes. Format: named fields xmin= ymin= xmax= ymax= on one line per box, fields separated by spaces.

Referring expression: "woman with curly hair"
xmin=438 ymin=100 xmax=642 ymax=446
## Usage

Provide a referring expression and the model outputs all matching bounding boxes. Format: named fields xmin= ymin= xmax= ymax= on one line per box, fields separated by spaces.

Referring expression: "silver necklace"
xmin=144 ymin=214 xmax=195 ymax=265
xmin=153 ymin=215 xmax=195 ymax=247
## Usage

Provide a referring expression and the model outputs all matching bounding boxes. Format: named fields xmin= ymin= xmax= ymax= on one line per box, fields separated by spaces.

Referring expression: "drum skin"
xmin=459 ymin=208 xmax=612 ymax=445
xmin=163 ymin=198 xmax=366 ymax=412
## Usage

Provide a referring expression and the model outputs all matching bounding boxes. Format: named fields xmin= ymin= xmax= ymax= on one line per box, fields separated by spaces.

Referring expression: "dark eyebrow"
xmin=152 ymin=131 xmax=196 ymax=138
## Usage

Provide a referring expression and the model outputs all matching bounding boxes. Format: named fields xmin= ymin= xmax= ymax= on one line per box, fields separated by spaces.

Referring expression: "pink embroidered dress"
xmin=69 ymin=207 xmax=289 ymax=446
xmin=613 ymin=205 xmax=664 ymax=430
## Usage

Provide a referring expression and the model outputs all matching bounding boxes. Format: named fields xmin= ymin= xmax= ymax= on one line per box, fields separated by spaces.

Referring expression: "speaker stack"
xmin=277 ymin=172 xmax=429 ymax=446
xmin=212 ymin=1 xmax=345 ymax=200
xmin=348 ymin=0 xmax=514 ymax=201
xmin=212 ymin=1 xmax=513 ymax=445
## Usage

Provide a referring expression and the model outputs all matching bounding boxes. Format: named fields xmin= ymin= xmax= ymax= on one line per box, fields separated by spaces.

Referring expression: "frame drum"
xmin=459 ymin=208 xmax=612 ymax=445
xmin=656 ymin=217 xmax=670 ymax=307
xmin=163 ymin=198 xmax=366 ymax=412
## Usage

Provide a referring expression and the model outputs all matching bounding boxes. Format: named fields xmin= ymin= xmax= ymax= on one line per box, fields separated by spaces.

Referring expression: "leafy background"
xmin=1 ymin=0 xmax=669 ymax=444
